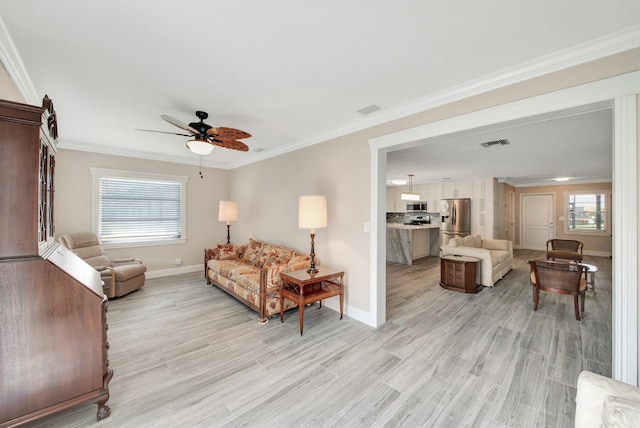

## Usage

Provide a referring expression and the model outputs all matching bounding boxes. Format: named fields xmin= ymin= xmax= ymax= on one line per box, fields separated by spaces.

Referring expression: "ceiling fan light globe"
xmin=187 ymin=139 xmax=214 ymax=155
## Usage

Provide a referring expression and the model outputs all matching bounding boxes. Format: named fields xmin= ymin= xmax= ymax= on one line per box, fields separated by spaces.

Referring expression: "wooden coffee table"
xmin=279 ymin=266 xmax=344 ymax=335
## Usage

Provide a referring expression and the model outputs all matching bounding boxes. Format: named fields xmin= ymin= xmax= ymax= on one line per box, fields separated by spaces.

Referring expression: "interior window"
xmin=91 ymin=168 xmax=188 ymax=247
xmin=565 ymin=192 xmax=610 ymax=235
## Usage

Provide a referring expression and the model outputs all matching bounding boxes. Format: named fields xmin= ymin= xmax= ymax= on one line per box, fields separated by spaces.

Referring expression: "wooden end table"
xmin=440 ymin=254 xmax=482 ymax=293
xmin=279 ymin=266 xmax=345 ymax=335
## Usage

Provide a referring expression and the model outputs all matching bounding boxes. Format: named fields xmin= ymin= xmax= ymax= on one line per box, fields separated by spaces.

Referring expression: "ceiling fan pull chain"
xmin=199 ymin=155 xmax=204 ymax=178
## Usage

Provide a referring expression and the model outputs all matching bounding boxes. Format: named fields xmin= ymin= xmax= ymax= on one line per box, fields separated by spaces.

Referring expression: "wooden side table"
xmin=279 ymin=266 xmax=344 ymax=335
xmin=440 ymin=255 xmax=482 ymax=293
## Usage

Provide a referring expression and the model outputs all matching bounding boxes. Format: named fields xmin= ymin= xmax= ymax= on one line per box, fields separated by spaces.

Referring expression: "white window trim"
xmin=562 ymin=190 xmax=612 ymax=236
xmin=90 ymin=167 xmax=188 ymax=249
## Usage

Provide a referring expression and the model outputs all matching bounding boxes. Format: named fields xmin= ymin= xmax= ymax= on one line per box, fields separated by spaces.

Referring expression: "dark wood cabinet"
xmin=440 ymin=255 xmax=482 ymax=293
xmin=0 ymin=98 xmax=112 ymax=427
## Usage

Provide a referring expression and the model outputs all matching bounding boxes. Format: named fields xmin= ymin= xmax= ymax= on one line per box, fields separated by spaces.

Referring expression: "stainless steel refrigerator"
xmin=440 ymin=198 xmax=471 ymax=246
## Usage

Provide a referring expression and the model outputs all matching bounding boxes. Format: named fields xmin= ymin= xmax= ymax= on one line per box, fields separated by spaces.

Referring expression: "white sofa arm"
xmin=575 ymin=371 xmax=640 ymax=428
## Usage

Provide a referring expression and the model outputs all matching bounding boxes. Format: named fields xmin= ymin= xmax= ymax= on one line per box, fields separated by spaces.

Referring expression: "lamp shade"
xmin=298 ymin=195 xmax=327 ymax=231
xmin=186 ymin=138 xmax=214 ymax=155
xmin=218 ymin=200 xmax=238 ymax=223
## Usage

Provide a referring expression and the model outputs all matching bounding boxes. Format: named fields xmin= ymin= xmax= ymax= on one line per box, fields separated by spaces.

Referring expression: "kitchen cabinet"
xmin=441 ymin=180 xmax=456 ymax=199
xmin=424 ymin=183 xmax=441 ymax=213
xmin=471 ymin=177 xmax=497 ymax=238
xmin=442 ymin=179 xmax=473 ymax=199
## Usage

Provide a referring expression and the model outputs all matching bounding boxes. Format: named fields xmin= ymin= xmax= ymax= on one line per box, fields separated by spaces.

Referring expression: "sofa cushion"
xmin=258 ymin=244 xmax=294 ymax=268
xmin=462 ymin=235 xmax=476 ymax=247
xmin=449 ymin=237 xmax=464 ymax=247
xmin=483 ymin=239 xmax=510 ymax=251
xmin=490 ymin=250 xmax=511 ymax=265
xmin=217 ymin=243 xmax=238 ymax=260
xmin=242 ymin=238 xmax=264 ymax=265
xmin=288 ymin=253 xmax=314 ymax=271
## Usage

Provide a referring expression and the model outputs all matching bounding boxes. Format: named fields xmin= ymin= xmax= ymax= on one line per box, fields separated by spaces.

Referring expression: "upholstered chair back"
xmin=59 ymin=232 xmax=112 ymax=268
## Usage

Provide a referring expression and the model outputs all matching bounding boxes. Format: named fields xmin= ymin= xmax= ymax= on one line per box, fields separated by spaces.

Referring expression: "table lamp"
xmin=218 ymin=200 xmax=238 ymax=244
xmin=298 ymin=195 xmax=327 ymax=274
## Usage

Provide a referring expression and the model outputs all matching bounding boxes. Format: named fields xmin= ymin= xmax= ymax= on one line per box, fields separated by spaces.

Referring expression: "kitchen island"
xmin=386 ymin=223 xmax=440 ymax=265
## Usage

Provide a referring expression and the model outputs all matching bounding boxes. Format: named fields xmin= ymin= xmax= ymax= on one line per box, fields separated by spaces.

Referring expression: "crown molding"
xmin=231 ymin=24 xmax=640 ymax=168
xmin=2 ymin=20 xmax=640 ymax=168
xmin=0 ymin=16 xmax=38 ymax=104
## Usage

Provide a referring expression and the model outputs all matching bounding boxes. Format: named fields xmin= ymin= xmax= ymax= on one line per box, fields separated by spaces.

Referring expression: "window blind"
xmin=98 ymin=177 xmax=182 ymax=243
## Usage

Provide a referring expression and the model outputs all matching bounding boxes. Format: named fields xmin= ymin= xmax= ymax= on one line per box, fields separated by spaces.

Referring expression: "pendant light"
xmin=400 ymin=174 xmax=420 ymax=201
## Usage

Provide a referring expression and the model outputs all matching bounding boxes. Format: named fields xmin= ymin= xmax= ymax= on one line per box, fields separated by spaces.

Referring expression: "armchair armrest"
xmin=576 ymin=371 xmax=640 ymax=428
xmin=112 ymin=257 xmax=142 ymax=266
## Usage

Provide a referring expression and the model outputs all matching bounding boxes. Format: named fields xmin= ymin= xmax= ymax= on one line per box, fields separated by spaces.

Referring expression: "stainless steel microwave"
xmin=407 ymin=202 xmax=427 ymax=212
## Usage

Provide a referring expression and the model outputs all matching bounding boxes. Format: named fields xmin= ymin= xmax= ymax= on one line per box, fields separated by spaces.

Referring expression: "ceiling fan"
xmin=137 ymin=111 xmax=251 ymax=155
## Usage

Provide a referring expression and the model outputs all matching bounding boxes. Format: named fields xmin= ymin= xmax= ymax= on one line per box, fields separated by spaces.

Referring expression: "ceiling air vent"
xmin=357 ymin=104 xmax=381 ymax=115
xmin=480 ymin=139 xmax=510 ymax=148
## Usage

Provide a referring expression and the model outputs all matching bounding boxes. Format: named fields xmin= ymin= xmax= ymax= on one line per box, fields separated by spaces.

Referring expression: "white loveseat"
xmin=440 ymin=234 xmax=513 ymax=287
xmin=575 ymin=371 xmax=640 ymax=427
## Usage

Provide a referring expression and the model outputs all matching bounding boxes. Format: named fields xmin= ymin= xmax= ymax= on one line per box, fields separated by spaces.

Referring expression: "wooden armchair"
xmin=545 ymin=238 xmax=583 ymax=262
xmin=528 ymin=259 xmax=587 ymax=320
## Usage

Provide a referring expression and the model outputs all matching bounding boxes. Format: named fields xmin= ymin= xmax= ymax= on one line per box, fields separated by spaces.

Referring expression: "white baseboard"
xmin=319 ymin=297 xmax=375 ymax=327
xmin=146 ymin=264 xmax=201 ymax=279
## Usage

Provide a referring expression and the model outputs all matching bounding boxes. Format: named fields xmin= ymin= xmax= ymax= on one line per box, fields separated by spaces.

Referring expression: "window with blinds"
xmin=92 ymin=168 xmax=188 ymax=246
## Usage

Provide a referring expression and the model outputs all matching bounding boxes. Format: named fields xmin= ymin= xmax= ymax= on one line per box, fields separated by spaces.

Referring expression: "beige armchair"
xmin=59 ymin=232 xmax=146 ymax=298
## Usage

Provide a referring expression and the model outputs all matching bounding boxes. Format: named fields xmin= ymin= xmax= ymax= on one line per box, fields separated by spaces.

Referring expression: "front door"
xmin=521 ymin=194 xmax=554 ymax=250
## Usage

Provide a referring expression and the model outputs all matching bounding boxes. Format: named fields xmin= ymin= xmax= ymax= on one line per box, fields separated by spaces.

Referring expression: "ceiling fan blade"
xmin=161 ymin=115 xmax=199 ymax=134
xmin=211 ymin=138 xmax=250 ymax=152
xmin=207 ymin=126 xmax=251 ymax=140
xmin=135 ymin=128 xmax=192 ymax=137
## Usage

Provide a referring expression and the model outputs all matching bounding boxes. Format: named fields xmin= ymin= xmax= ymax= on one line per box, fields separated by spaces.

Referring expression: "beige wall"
xmin=54 ymin=149 xmax=232 ymax=272
xmin=230 ymin=132 xmax=372 ymax=312
xmin=515 ymin=182 xmax=613 ymax=255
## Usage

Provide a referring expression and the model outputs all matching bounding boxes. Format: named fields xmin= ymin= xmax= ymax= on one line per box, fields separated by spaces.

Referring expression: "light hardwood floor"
xmin=31 ymin=250 xmax=611 ymax=427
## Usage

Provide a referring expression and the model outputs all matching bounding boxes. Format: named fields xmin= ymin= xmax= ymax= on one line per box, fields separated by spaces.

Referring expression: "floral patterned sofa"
xmin=204 ymin=238 xmax=313 ymax=323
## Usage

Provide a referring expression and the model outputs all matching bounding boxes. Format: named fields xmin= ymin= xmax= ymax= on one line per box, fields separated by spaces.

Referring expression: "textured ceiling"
xmin=0 ymin=1 xmax=639 ymax=185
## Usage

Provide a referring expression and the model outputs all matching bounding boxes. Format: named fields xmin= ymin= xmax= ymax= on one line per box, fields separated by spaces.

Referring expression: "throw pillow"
xmin=288 ymin=253 xmax=316 ymax=271
xmin=242 ymin=238 xmax=264 ymax=265
xmin=217 ymin=243 xmax=237 ymax=260
xmin=258 ymin=244 xmax=294 ymax=268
